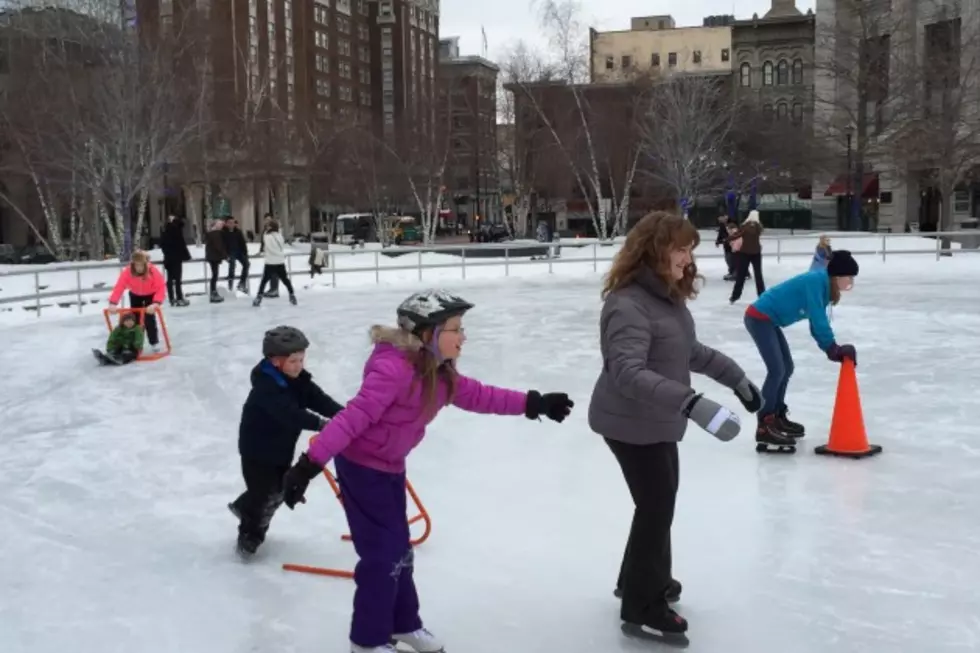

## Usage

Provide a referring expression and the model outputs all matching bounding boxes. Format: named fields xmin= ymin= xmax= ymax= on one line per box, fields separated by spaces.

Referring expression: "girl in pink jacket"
xmin=108 ymin=250 xmax=167 ymax=351
xmin=282 ymin=289 xmax=573 ymax=653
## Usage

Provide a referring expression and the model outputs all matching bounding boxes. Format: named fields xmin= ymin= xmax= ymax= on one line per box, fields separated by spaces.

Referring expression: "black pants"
xmin=730 ymin=253 xmax=765 ymax=302
xmin=722 ymin=246 xmax=734 ymax=274
xmin=227 ymin=254 xmax=250 ymax=288
xmin=208 ymin=260 xmax=221 ymax=294
xmin=606 ymin=438 xmax=679 ymax=622
xmin=128 ymin=292 xmax=159 ymax=346
xmin=257 ymin=264 xmax=294 ymax=296
xmin=163 ymin=260 xmax=184 ymax=302
xmin=231 ymin=459 xmax=290 ymax=543
xmin=108 ymin=348 xmax=139 ymax=364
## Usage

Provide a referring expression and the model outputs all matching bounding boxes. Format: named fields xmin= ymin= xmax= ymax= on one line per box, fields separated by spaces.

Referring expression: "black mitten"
xmin=827 ymin=343 xmax=857 ymax=366
xmin=282 ymin=453 xmax=323 ymax=510
xmin=525 ymin=390 xmax=574 ymax=423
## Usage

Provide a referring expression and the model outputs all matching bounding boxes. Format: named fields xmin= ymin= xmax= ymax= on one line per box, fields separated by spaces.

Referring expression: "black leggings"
xmin=164 ymin=260 xmax=183 ymax=302
xmin=208 ymin=260 xmax=221 ymax=294
xmin=128 ymin=292 xmax=159 ymax=346
xmin=257 ymin=264 xmax=294 ymax=296
xmin=730 ymin=253 xmax=765 ymax=302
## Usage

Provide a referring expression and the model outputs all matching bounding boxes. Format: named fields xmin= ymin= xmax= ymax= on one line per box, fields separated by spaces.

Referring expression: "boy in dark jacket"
xmin=229 ymin=325 xmax=344 ymax=558
xmin=223 ymin=217 xmax=250 ymax=293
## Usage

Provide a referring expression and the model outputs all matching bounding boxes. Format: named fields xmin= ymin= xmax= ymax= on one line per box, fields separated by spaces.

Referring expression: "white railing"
xmin=0 ymin=230 xmax=976 ymax=316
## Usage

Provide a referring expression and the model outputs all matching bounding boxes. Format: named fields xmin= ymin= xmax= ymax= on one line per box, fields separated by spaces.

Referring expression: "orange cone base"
xmin=814 ymin=443 xmax=883 ymax=459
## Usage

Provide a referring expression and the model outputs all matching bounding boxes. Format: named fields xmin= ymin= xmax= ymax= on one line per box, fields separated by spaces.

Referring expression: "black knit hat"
xmin=827 ymin=250 xmax=859 ymax=277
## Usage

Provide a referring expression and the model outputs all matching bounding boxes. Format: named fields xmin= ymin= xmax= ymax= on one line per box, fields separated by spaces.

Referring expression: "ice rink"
xmin=2 ymin=253 xmax=980 ymax=653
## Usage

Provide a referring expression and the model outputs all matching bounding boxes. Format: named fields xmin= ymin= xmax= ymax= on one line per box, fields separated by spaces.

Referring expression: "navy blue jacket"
xmin=238 ymin=360 xmax=345 ymax=465
xmin=751 ymin=270 xmax=836 ymax=351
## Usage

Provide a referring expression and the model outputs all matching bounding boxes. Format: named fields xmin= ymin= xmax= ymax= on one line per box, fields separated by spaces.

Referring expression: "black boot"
xmin=756 ymin=415 xmax=797 ymax=453
xmin=776 ymin=405 xmax=805 ymax=437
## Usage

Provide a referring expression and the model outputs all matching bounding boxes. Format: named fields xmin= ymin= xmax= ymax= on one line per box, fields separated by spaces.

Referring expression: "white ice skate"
xmin=391 ymin=628 xmax=445 ymax=653
xmin=350 ymin=644 xmax=396 ymax=653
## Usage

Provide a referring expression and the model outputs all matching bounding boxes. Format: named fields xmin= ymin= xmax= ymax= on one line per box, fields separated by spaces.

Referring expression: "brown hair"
xmin=601 ymin=211 xmax=702 ymax=301
xmin=130 ymin=250 xmax=149 ymax=276
xmin=408 ymin=332 xmax=458 ymax=417
xmin=829 ymin=280 xmax=841 ymax=306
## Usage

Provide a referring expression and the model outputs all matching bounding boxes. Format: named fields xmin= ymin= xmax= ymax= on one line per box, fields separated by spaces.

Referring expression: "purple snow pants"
xmin=336 ymin=454 xmax=423 ymax=648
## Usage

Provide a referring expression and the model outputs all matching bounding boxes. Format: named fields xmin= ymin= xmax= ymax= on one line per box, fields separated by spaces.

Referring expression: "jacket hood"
xmin=369 ymin=325 xmax=423 ymax=351
xmin=744 ymin=210 xmax=761 ymax=224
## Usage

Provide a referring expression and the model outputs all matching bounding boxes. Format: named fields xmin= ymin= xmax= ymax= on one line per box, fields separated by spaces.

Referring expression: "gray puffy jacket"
xmin=588 ymin=266 xmax=746 ymax=445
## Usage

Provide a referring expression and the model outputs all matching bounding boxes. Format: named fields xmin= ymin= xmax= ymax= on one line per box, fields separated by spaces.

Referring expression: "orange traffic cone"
xmin=814 ymin=358 xmax=883 ymax=458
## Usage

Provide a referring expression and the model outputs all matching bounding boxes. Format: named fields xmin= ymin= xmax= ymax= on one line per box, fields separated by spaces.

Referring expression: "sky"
xmin=439 ymin=0 xmax=817 ymax=61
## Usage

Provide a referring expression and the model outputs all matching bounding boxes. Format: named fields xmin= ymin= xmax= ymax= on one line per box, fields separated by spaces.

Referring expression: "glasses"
xmin=441 ymin=327 xmax=465 ymax=335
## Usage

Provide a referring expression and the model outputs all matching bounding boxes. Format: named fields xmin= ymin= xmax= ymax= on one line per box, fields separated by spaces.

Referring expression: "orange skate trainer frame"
xmin=282 ymin=461 xmax=432 ymax=580
xmin=102 ymin=307 xmax=173 ymax=362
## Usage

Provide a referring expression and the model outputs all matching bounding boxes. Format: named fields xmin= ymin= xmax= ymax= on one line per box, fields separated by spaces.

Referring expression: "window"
xmin=792 ymin=58 xmax=804 ymax=84
xmin=668 ymin=52 xmax=677 ymax=66
xmin=605 ymin=55 xmax=614 ymax=70
xmin=339 ymin=39 xmax=351 ymax=56
xmin=339 ymin=61 xmax=352 ymax=78
xmin=954 ymin=190 xmax=970 ymax=213
xmin=314 ymin=3 xmax=328 ymax=25
xmin=359 ymin=68 xmax=370 ymax=84
xmin=335 ymin=0 xmax=351 ymax=14
xmin=315 ymin=53 xmax=328 ymax=72
xmin=739 ymin=62 xmax=751 ymax=86
xmin=379 ymin=0 xmax=393 ymax=18
xmin=358 ymin=0 xmax=368 ymax=14
xmin=337 ymin=17 xmax=350 ymax=33
xmin=359 ymin=45 xmax=370 ymax=62
xmin=316 ymin=78 xmax=331 ymax=96
xmin=776 ymin=103 xmax=788 ymax=120
xmin=777 ymin=59 xmax=788 ymax=85
xmin=315 ymin=30 xmax=328 ymax=49
xmin=359 ymin=24 xmax=369 ymax=40
xmin=693 ymin=50 xmax=702 ymax=64
xmin=339 ymin=85 xmax=353 ymax=101
xmin=721 ymin=48 xmax=730 ymax=62
xmin=651 ymin=52 xmax=660 ymax=66
xmin=360 ymin=89 xmax=371 ymax=106
xmin=317 ymin=100 xmax=330 ymax=119
xmin=763 ymin=61 xmax=773 ymax=85
xmin=792 ymin=102 xmax=803 ymax=124
xmin=621 ymin=55 xmax=632 ymax=69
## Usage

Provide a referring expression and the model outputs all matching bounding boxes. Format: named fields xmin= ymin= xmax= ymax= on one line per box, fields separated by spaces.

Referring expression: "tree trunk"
xmin=939 ymin=181 xmax=955 ymax=255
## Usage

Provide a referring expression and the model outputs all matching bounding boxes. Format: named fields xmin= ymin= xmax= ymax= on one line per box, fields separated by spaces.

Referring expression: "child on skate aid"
xmin=744 ymin=250 xmax=859 ymax=448
xmin=281 ymin=290 xmax=574 ymax=653
xmin=230 ymin=326 xmax=345 ymax=557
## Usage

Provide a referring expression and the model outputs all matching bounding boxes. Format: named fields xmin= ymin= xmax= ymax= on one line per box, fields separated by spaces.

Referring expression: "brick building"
xmin=438 ymin=36 xmax=498 ymax=228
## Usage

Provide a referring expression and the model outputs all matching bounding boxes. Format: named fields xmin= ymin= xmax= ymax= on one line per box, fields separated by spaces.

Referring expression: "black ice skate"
xmin=263 ymin=290 xmax=279 ymax=298
xmin=252 ymin=296 xmax=262 ymax=307
xmin=755 ymin=415 xmax=797 ymax=454
xmin=775 ymin=405 xmax=805 ymax=437
xmin=236 ymin=534 xmax=260 ymax=559
xmin=288 ymin=294 xmax=297 ymax=305
xmin=236 ymin=282 xmax=249 ymax=294
xmin=614 ymin=579 xmax=682 ymax=604
xmin=621 ymin=606 xmax=689 ymax=647
xmin=174 ymin=298 xmax=190 ymax=307
xmin=210 ymin=290 xmax=224 ymax=303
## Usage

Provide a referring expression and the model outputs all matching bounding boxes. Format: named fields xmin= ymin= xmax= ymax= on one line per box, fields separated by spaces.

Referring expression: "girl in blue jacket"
xmin=743 ymin=250 xmax=859 ymax=447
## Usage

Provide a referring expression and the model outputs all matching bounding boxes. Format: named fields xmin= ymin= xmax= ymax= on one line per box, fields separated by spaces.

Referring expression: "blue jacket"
xmin=238 ymin=360 xmax=345 ymax=465
xmin=751 ymin=270 xmax=836 ymax=351
xmin=809 ymin=245 xmax=831 ymax=272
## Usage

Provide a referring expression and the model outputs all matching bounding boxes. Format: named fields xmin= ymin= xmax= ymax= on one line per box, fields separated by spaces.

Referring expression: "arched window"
xmin=792 ymin=58 xmax=804 ymax=85
xmin=777 ymin=59 xmax=789 ymax=85
xmin=792 ymin=102 xmax=804 ymax=123
xmin=763 ymin=61 xmax=774 ymax=86
xmin=776 ymin=103 xmax=789 ymax=120
xmin=740 ymin=62 xmax=751 ymax=87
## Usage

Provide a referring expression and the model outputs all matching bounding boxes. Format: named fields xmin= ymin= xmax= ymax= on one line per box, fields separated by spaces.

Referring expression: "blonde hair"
xmin=601 ymin=211 xmax=702 ymax=301
xmin=818 ymin=234 xmax=831 ymax=248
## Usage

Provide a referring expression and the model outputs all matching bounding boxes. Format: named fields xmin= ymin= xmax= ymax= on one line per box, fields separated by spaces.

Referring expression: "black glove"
xmin=525 ymin=390 xmax=574 ymax=423
xmin=282 ymin=453 xmax=323 ymax=510
xmin=827 ymin=343 xmax=857 ymax=366
xmin=733 ymin=376 xmax=763 ymax=413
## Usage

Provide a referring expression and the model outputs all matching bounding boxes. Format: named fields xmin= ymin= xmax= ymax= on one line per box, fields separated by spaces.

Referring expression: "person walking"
xmin=159 ymin=215 xmax=190 ymax=307
xmin=258 ymin=213 xmax=280 ymax=298
xmin=224 ymin=217 xmax=251 ymax=294
xmin=204 ymin=219 xmax=227 ymax=304
xmin=728 ymin=210 xmax=766 ymax=304
xmin=253 ymin=219 xmax=297 ymax=306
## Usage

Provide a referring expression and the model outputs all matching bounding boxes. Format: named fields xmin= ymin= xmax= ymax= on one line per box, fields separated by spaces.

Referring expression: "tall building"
xmin=438 ymin=36 xmax=498 ymax=227
xmin=589 ymin=15 xmax=733 ymax=82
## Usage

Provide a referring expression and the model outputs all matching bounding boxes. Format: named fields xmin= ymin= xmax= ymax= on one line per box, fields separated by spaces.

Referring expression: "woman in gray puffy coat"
xmin=587 ymin=211 xmax=762 ymax=643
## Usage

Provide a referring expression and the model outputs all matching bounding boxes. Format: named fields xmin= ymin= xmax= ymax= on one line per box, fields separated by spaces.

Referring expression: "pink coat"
xmin=109 ymin=264 xmax=167 ymax=304
xmin=307 ymin=333 xmax=528 ymax=473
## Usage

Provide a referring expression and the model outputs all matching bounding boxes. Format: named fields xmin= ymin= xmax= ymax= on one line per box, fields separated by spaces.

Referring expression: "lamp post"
xmin=845 ymin=130 xmax=853 ymax=231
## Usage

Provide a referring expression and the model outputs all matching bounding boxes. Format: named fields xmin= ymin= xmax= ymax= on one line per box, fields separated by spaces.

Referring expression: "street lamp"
xmin=844 ymin=129 xmax=853 ymax=232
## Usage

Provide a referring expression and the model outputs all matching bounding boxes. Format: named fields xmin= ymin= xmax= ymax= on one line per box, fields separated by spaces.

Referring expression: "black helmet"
xmin=262 ymin=325 xmax=310 ymax=357
xmin=396 ymin=289 xmax=473 ymax=335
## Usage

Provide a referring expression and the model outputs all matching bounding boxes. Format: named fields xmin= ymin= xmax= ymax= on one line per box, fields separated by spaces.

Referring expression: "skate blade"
xmin=755 ymin=442 xmax=796 ymax=454
xmin=390 ymin=642 xmax=444 ymax=653
xmin=621 ymin=623 xmax=690 ymax=648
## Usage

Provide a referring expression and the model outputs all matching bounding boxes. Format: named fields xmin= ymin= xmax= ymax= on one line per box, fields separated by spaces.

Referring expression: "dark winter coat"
xmin=238 ymin=360 xmax=345 ymax=465
xmin=716 ymin=222 xmax=733 ymax=252
xmin=106 ymin=323 xmax=144 ymax=353
xmin=730 ymin=221 xmax=763 ymax=255
xmin=223 ymin=227 xmax=248 ymax=258
xmin=160 ymin=220 xmax=191 ymax=264
xmin=587 ymin=266 xmax=745 ymax=445
xmin=204 ymin=229 xmax=228 ymax=262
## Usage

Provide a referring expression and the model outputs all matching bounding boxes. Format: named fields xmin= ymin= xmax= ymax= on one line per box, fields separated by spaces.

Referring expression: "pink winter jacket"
xmin=109 ymin=264 xmax=167 ymax=304
xmin=307 ymin=326 xmax=528 ymax=473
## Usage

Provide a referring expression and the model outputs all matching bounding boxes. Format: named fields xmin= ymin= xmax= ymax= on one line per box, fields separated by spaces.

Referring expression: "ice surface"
xmin=2 ymin=252 xmax=980 ymax=653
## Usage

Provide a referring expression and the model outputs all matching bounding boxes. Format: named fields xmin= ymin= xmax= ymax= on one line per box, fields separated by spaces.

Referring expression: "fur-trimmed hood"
xmin=369 ymin=325 xmax=423 ymax=351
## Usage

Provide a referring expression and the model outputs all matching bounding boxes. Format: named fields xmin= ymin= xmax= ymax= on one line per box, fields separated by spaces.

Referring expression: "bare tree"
xmin=884 ymin=1 xmax=980 ymax=246
xmin=637 ymin=71 xmax=741 ymax=213
xmin=5 ymin=1 xmax=210 ymax=260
